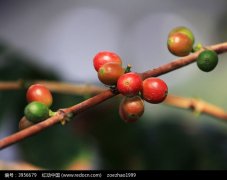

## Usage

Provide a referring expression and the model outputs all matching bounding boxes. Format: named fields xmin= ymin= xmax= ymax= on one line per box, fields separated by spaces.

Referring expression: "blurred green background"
xmin=1 ymin=0 xmax=227 ymax=170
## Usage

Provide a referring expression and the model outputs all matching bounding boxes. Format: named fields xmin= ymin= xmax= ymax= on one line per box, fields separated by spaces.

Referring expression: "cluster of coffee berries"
xmin=167 ymin=26 xmax=219 ymax=72
xmin=19 ymin=84 xmax=54 ymax=130
xmin=93 ymin=51 xmax=168 ymax=123
xmin=93 ymin=51 xmax=124 ymax=86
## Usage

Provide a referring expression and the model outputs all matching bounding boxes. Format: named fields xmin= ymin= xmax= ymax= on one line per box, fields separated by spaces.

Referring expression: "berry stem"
xmin=49 ymin=110 xmax=57 ymax=117
xmin=192 ymin=42 xmax=203 ymax=52
xmin=124 ymin=64 xmax=132 ymax=73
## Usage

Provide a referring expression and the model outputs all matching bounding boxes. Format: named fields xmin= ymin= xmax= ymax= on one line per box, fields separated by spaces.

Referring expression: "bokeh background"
xmin=1 ymin=0 xmax=227 ymax=170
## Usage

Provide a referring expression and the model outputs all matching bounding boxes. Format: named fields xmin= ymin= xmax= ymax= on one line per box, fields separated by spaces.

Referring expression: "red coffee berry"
xmin=98 ymin=62 xmax=124 ymax=85
xmin=167 ymin=32 xmax=194 ymax=57
xmin=168 ymin=26 xmax=195 ymax=44
xmin=119 ymin=96 xmax=144 ymax=123
xmin=93 ymin=51 xmax=122 ymax=72
xmin=142 ymin=77 xmax=168 ymax=104
xmin=117 ymin=72 xmax=142 ymax=97
xmin=26 ymin=84 xmax=53 ymax=107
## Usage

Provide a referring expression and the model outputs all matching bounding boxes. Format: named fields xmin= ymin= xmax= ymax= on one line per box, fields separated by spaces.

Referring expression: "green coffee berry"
xmin=197 ymin=50 xmax=218 ymax=72
xmin=24 ymin=101 xmax=49 ymax=123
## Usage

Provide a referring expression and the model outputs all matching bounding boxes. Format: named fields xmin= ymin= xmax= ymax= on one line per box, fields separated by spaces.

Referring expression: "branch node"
xmin=189 ymin=99 xmax=202 ymax=113
xmin=109 ymin=85 xmax=119 ymax=94
xmin=57 ymin=109 xmax=74 ymax=125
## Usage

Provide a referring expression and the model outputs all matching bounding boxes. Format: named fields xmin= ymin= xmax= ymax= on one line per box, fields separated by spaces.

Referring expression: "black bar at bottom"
xmin=0 ymin=170 xmax=226 ymax=179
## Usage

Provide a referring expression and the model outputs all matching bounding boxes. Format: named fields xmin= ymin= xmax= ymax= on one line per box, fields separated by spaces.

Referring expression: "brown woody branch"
xmin=0 ymin=42 xmax=227 ymax=150
xmin=164 ymin=94 xmax=227 ymax=120
xmin=0 ymin=80 xmax=105 ymax=95
xmin=1 ymin=80 xmax=226 ymax=120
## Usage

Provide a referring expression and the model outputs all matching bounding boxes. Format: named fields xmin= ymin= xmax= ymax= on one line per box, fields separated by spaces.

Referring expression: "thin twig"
xmin=35 ymin=81 xmax=105 ymax=95
xmin=0 ymin=80 xmax=105 ymax=95
xmin=141 ymin=42 xmax=227 ymax=79
xmin=164 ymin=94 xmax=227 ymax=120
xmin=0 ymin=42 xmax=227 ymax=150
xmin=1 ymin=80 xmax=226 ymax=120
xmin=0 ymin=81 xmax=22 ymax=90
